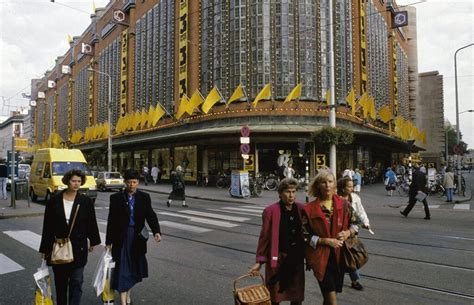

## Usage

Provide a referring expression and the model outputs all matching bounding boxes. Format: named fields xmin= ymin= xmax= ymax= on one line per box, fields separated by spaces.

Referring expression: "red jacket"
xmin=302 ymin=195 xmax=349 ymax=281
xmin=256 ymin=202 xmax=305 ymax=268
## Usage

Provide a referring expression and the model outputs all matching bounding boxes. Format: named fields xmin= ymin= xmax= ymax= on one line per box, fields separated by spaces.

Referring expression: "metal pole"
xmin=107 ymin=76 xmax=112 ymax=172
xmin=445 ymin=128 xmax=448 ymax=164
xmin=454 ymin=43 xmax=473 ymax=196
xmin=49 ymin=101 xmax=53 ymax=147
xmin=10 ymin=137 xmax=15 ymax=209
xmin=328 ymin=0 xmax=337 ymax=175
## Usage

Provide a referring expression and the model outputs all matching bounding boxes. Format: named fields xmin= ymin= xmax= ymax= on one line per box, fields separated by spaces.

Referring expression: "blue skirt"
xmin=113 ymin=226 xmax=148 ymax=292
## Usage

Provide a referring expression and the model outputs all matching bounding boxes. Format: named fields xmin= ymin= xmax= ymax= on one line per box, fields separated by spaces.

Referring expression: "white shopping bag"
xmin=34 ymin=260 xmax=53 ymax=305
xmin=92 ymin=249 xmax=114 ymax=296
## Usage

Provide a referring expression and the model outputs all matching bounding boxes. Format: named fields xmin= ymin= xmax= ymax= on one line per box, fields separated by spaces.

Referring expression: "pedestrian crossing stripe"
xmin=178 ymin=210 xmax=250 ymax=222
xmin=0 ymin=253 xmax=24 ymax=275
xmin=221 ymin=207 xmax=265 ymax=214
xmin=207 ymin=208 xmax=261 ymax=217
xmin=453 ymin=203 xmax=470 ymax=210
xmin=4 ymin=230 xmax=41 ymax=251
xmin=158 ymin=211 xmax=239 ymax=228
xmin=160 ymin=221 xmax=212 ymax=233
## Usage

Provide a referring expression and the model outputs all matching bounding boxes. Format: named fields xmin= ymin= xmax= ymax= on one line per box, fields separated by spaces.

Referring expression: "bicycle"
xmin=196 ymin=171 xmax=208 ymax=187
xmin=397 ymin=178 xmax=410 ymax=197
xmin=243 ymin=176 xmax=263 ymax=198
xmin=216 ymin=173 xmax=231 ymax=189
xmin=265 ymin=174 xmax=280 ymax=191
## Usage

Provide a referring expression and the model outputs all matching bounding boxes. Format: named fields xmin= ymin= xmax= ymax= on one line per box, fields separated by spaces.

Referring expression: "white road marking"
xmin=207 ymin=208 xmax=261 ymax=217
xmin=0 ymin=253 xmax=24 ymax=275
xmin=3 ymin=230 xmax=41 ymax=251
xmin=240 ymin=205 xmax=265 ymax=210
xmin=453 ymin=203 xmax=470 ymax=210
xmin=221 ymin=207 xmax=265 ymax=213
xmin=430 ymin=205 xmax=440 ymax=209
xmin=437 ymin=235 xmax=474 ymax=241
xmin=158 ymin=212 xmax=238 ymax=228
xmin=160 ymin=221 xmax=212 ymax=233
xmin=178 ymin=210 xmax=250 ymax=222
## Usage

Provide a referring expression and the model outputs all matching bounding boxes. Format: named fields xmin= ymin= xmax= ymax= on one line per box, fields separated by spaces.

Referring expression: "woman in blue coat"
xmin=106 ymin=169 xmax=162 ymax=305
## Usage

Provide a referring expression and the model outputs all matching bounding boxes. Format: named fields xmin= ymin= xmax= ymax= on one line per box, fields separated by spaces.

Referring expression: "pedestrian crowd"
xmin=35 ymin=160 xmax=461 ymax=304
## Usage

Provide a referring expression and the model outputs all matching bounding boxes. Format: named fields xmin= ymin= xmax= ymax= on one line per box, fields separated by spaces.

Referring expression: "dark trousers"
xmin=52 ymin=265 xmax=84 ymax=305
xmin=403 ymin=195 xmax=430 ymax=218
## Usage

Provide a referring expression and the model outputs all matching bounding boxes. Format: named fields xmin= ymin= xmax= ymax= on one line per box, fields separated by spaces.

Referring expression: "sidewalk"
xmin=0 ymin=197 xmax=45 ymax=219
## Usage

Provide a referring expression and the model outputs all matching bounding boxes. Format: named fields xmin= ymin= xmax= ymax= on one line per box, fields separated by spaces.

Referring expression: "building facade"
xmin=417 ymin=71 xmax=444 ymax=166
xmin=31 ymin=0 xmax=415 ymax=181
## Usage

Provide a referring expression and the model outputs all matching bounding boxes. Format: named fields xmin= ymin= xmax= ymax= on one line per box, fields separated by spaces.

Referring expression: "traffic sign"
xmin=240 ymin=137 xmax=250 ymax=144
xmin=240 ymin=144 xmax=250 ymax=155
xmin=14 ymin=138 xmax=28 ymax=152
xmin=240 ymin=125 xmax=250 ymax=137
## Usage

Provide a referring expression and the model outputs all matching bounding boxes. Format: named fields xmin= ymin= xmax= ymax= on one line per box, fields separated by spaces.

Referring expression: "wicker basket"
xmin=233 ymin=273 xmax=271 ymax=305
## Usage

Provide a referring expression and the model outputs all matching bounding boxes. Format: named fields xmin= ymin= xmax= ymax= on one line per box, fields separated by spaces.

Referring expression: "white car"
xmin=95 ymin=172 xmax=124 ymax=192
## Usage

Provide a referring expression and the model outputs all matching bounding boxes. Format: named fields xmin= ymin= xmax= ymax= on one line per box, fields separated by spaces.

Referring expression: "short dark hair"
xmin=337 ymin=176 xmax=352 ymax=196
xmin=124 ymin=169 xmax=140 ymax=180
xmin=62 ymin=169 xmax=86 ymax=186
xmin=278 ymin=178 xmax=299 ymax=194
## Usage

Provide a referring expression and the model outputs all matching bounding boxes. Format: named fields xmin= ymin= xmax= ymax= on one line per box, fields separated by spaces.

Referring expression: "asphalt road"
xmin=0 ymin=172 xmax=472 ymax=305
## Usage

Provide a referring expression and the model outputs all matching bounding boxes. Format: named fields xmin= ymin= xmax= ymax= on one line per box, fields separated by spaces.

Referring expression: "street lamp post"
xmin=454 ymin=43 xmax=473 ymax=194
xmin=328 ymin=0 xmax=337 ymax=175
xmin=88 ymin=68 xmax=112 ymax=172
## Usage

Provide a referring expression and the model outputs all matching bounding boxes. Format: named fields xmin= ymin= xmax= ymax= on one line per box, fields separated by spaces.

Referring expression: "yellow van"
xmin=29 ymin=148 xmax=97 ymax=203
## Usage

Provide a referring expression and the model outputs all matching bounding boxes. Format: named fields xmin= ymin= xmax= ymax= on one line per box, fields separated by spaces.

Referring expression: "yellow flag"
xmin=252 ymin=84 xmax=271 ymax=108
xmin=368 ymin=96 xmax=376 ymax=120
xmin=115 ymin=116 xmax=123 ymax=134
xmin=345 ymin=88 xmax=356 ymax=116
xmin=227 ymin=84 xmax=246 ymax=107
xmin=67 ymin=34 xmax=73 ymax=44
xmin=283 ymin=83 xmax=302 ymax=104
xmin=378 ymin=105 xmax=392 ymax=123
xmin=103 ymin=122 xmax=109 ymax=138
xmin=132 ymin=112 xmax=141 ymax=130
xmin=92 ymin=0 xmax=96 ymax=13
xmin=176 ymin=95 xmax=190 ymax=119
xmin=188 ymin=90 xmax=205 ymax=114
xmin=151 ymin=104 xmax=166 ymax=126
xmin=358 ymin=92 xmax=368 ymax=118
xmin=202 ymin=86 xmax=223 ymax=114
xmin=140 ymin=110 xmax=148 ymax=128
xmin=419 ymin=131 xmax=427 ymax=145
xmin=325 ymin=90 xmax=330 ymax=106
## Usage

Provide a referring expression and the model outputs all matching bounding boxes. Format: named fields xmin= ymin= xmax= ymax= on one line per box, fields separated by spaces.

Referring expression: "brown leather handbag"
xmin=342 ymin=236 xmax=368 ymax=272
xmin=233 ymin=273 xmax=271 ymax=305
xmin=50 ymin=205 xmax=80 ymax=265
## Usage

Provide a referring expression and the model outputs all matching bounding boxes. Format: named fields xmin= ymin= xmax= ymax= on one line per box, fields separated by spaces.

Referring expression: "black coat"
xmin=39 ymin=191 xmax=101 ymax=267
xmin=105 ymin=190 xmax=161 ymax=262
xmin=169 ymin=171 xmax=185 ymax=200
xmin=409 ymin=169 xmax=427 ymax=195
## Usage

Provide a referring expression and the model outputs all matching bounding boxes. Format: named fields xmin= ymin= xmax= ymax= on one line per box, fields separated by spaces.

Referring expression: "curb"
xmin=0 ymin=212 xmax=44 ymax=220
xmin=143 ymin=188 xmax=263 ymax=205
xmin=454 ymin=189 xmax=472 ymax=204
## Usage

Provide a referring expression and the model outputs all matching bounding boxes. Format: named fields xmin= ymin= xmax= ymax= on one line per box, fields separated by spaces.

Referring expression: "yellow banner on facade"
xmin=120 ymin=29 xmax=128 ymax=118
xmin=359 ymin=0 xmax=367 ymax=93
xmin=393 ymin=39 xmax=399 ymax=116
xmin=178 ymin=0 xmax=188 ymax=98
xmin=88 ymin=59 xmax=94 ymax=127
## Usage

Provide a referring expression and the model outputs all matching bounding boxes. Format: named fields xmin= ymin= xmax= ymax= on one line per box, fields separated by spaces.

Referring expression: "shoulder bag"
xmin=50 ymin=204 xmax=80 ymax=264
xmin=341 ymin=201 xmax=368 ymax=272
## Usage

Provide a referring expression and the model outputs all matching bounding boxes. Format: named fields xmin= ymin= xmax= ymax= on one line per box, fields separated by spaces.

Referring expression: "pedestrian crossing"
xmin=0 ymin=204 xmax=265 ymax=275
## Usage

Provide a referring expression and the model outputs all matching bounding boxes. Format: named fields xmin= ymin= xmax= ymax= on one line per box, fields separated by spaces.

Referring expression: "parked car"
xmin=96 ymin=172 xmax=124 ymax=192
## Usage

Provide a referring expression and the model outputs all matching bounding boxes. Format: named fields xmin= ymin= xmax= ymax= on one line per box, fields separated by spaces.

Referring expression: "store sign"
xmin=178 ymin=0 xmax=188 ymax=98
xmin=316 ymin=154 xmax=326 ymax=169
xmin=244 ymin=154 xmax=255 ymax=171
xmin=359 ymin=0 xmax=367 ymax=93
xmin=120 ymin=29 xmax=128 ymax=117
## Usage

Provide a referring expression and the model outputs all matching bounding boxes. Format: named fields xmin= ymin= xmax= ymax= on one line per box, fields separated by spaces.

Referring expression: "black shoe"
xmin=424 ymin=216 xmax=431 ymax=220
xmin=351 ymin=282 xmax=364 ymax=291
xmin=166 ymin=201 xmax=170 ymax=207
xmin=400 ymin=211 xmax=407 ymax=217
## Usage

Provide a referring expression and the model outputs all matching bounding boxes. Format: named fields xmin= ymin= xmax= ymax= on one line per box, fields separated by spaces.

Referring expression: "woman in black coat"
xmin=39 ymin=169 xmax=101 ymax=305
xmin=106 ymin=169 xmax=161 ymax=305
xmin=166 ymin=165 xmax=187 ymax=207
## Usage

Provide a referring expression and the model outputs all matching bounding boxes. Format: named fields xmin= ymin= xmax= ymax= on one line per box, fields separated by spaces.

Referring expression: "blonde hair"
xmin=308 ymin=169 xmax=336 ymax=198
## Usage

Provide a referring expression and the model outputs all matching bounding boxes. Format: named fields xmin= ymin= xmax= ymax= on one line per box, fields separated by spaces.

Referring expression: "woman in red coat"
xmin=301 ymin=170 xmax=358 ymax=305
xmin=250 ymin=178 xmax=305 ymax=305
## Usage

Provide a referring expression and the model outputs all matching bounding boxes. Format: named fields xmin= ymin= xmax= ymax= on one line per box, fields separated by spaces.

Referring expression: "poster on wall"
xmin=153 ymin=148 xmax=170 ymax=180
xmin=174 ymin=146 xmax=197 ymax=181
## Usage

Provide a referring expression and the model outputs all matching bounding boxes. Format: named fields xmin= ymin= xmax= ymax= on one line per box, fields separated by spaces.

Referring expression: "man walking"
xmin=0 ymin=161 xmax=8 ymax=200
xmin=400 ymin=166 xmax=431 ymax=220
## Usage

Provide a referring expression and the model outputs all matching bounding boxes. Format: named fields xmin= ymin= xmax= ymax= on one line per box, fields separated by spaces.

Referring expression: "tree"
xmin=445 ymin=126 xmax=469 ymax=155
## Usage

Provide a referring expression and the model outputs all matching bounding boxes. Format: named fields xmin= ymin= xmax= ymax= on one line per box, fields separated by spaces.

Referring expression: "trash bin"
xmin=14 ymin=179 xmax=29 ymax=200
